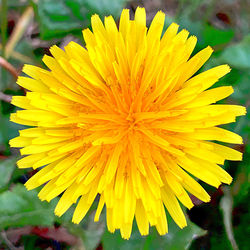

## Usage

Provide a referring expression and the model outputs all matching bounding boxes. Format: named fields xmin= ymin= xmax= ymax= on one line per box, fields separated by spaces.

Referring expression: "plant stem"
xmin=0 ymin=0 xmax=8 ymax=89
xmin=220 ymin=186 xmax=239 ymax=250
xmin=5 ymin=6 xmax=34 ymax=59
xmin=1 ymin=0 xmax=8 ymax=57
xmin=0 ymin=56 xmax=19 ymax=80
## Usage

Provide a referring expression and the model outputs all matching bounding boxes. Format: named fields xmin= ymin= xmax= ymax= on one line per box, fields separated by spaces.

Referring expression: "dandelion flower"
xmin=10 ymin=7 xmax=246 ymax=239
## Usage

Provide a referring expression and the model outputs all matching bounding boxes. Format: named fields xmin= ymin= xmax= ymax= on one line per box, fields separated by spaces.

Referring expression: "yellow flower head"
xmin=10 ymin=7 xmax=246 ymax=239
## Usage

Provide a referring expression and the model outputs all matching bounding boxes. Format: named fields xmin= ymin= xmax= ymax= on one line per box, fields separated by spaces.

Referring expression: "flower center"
xmin=126 ymin=113 xmax=138 ymax=130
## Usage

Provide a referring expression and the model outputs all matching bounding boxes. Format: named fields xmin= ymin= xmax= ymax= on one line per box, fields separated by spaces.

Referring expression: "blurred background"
xmin=0 ymin=0 xmax=249 ymax=249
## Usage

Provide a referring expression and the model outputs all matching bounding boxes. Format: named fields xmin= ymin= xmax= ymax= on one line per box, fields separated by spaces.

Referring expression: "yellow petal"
xmin=161 ymin=184 xmax=187 ymax=228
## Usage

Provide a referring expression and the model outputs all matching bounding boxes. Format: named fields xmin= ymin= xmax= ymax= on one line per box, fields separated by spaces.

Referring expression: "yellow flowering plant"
xmin=9 ymin=7 xmax=246 ymax=239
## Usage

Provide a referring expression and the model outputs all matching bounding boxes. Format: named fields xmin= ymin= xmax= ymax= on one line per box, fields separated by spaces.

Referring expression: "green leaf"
xmin=233 ymin=199 xmax=250 ymax=250
xmin=36 ymin=0 xmax=128 ymax=39
xmin=176 ymin=17 xmax=233 ymax=52
xmin=176 ymin=14 xmax=204 ymax=43
xmin=217 ymin=35 xmax=250 ymax=70
xmin=0 ymin=184 xmax=57 ymax=229
xmin=232 ymin=73 xmax=250 ymax=105
xmin=0 ymin=113 xmax=25 ymax=153
xmin=232 ymin=145 xmax=250 ymax=205
xmin=102 ymin=228 xmax=144 ymax=250
xmin=203 ymin=24 xmax=234 ymax=47
xmin=22 ymin=235 xmax=38 ymax=250
xmin=4 ymin=0 xmax=29 ymax=7
xmin=102 ymin=214 xmax=205 ymax=250
xmin=65 ymin=211 xmax=105 ymax=250
xmin=0 ymin=157 xmax=16 ymax=189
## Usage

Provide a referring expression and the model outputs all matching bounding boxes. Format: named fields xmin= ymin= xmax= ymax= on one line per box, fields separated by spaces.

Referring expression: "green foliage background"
xmin=0 ymin=0 xmax=249 ymax=249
